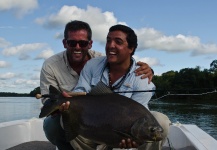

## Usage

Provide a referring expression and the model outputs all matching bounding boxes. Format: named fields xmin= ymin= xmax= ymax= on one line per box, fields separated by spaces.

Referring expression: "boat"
xmin=0 ymin=117 xmax=217 ymax=150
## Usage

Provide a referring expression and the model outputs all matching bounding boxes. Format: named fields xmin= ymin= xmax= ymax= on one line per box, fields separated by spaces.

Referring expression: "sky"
xmin=0 ymin=0 xmax=217 ymax=93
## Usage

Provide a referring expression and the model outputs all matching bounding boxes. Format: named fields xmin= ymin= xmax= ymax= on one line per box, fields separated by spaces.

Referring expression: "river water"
xmin=149 ymin=98 xmax=217 ymax=140
xmin=0 ymin=97 xmax=217 ymax=140
xmin=0 ymin=97 xmax=42 ymax=123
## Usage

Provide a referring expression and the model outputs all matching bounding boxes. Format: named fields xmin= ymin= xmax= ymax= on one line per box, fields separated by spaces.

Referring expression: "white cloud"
xmin=0 ymin=0 xmax=38 ymax=18
xmin=0 ymin=72 xmax=16 ymax=80
xmin=35 ymin=5 xmax=125 ymax=42
xmin=35 ymin=5 xmax=217 ymax=56
xmin=0 ymin=81 xmax=16 ymax=89
xmin=0 ymin=61 xmax=11 ymax=68
xmin=0 ymin=26 xmax=13 ymax=29
xmin=14 ymin=79 xmax=26 ymax=84
xmin=133 ymin=55 xmax=163 ymax=67
xmin=0 ymin=79 xmax=39 ymax=92
xmin=0 ymin=81 xmax=6 ymax=87
xmin=2 ymin=43 xmax=47 ymax=56
xmin=14 ymin=78 xmax=39 ymax=88
xmin=135 ymin=28 xmax=217 ymax=56
xmin=192 ymin=43 xmax=217 ymax=56
xmin=35 ymin=49 xmax=54 ymax=60
xmin=54 ymin=32 xmax=63 ymax=39
xmin=18 ymin=53 xmax=30 ymax=60
xmin=0 ymin=37 xmax=11 ymax=48
xmin=30 ymin=72 xmax=40 ymax=80
xmin=33 ymin=67 xmax=41 ymax=72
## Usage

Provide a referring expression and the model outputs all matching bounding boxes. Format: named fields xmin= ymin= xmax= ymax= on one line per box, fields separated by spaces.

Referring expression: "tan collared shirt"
xmin=40 ymin=50 xmax=102 ymax=96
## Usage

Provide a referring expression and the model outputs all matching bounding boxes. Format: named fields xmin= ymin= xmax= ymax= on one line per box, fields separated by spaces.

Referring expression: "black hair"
xmin=64 ymin=20 xmax=92 ymax=40
xmin=109 ymin=24 xmax=137 ymax=55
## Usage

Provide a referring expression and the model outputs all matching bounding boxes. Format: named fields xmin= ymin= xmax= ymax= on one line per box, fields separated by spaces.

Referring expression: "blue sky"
xmin=0 ymin=0 xmax=217 ymax=93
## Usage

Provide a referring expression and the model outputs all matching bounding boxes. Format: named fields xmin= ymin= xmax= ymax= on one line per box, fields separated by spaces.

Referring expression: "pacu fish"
xmin=39 ymin=82 xmax=163 ymax=147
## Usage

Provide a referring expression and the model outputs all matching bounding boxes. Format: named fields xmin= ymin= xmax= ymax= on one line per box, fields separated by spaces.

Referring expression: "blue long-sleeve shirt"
xmin=73 ymin=56 xmax=155 ymax=109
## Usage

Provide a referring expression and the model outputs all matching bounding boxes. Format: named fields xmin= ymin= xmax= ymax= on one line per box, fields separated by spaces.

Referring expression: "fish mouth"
xmin=151 ymin=134 xmax=163 ymax=142
xmin=149 ymin=127 xmax=164 ymax=141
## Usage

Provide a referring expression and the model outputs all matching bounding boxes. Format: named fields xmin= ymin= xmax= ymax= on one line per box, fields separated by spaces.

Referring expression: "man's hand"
xmin=59 ymin=91 xmax=71 ymax=112
xmin=119 ymin=138 xmax=138 ymax=149
xmin=135 ymin=61 xmax=153 ymax=84
xmin=59 ymin=91 xmax=86 ymax=111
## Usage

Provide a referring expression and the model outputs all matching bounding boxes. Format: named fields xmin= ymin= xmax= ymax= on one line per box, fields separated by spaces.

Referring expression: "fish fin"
xmin=49 ymin=85 xmax=62 ymax=95
xmin=62 ymin=112 xmax=78 ymax=141
xmin=113 ymin=129 xmax=141 ymax=145
xmin=89 ymin=81 xmax=113 ymax=95
xmin=49 ymin=85 xmax=67 ymax=98
xmin=112 ymin=129 xmax=132 ymax=139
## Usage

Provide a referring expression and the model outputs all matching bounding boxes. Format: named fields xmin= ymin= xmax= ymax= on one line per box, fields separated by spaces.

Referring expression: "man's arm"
xmin=40 ymin=68 xmax=54 ymax=94
xmin=59 ymin=59 xmax=94 ymax=111
xmin=40 ymin=63 xmax=59 ymax=104
xmin=130 ymin=79 xmax=155 ymax=109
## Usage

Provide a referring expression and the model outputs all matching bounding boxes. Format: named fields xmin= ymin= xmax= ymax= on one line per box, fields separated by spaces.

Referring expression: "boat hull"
xmin=0 ymin=118 xmax=217 ymax=150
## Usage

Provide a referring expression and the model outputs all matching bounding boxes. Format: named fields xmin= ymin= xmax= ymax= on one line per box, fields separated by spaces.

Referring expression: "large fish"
xmin=39 ymin=82 xmax=163 ymax=148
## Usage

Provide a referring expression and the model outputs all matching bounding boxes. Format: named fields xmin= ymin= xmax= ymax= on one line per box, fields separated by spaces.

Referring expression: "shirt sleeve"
xmin=131 ymin=78 xmax=156 ymax=109
xmin=40 ymin=62 xmax=59 ymax=104
xmin=73 ymin=61 xmax=93 ymax=93
xmin=40 ymin=63 xmax=55 ymax=95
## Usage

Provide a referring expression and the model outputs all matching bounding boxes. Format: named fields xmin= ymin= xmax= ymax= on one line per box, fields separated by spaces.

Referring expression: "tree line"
xmin=1 ymin=60 xmax=217 ymax=99
xmin=0 ymin=92 xmax=29 ymax=97
xmin=152 ymin=60 xmax=217 ymax=101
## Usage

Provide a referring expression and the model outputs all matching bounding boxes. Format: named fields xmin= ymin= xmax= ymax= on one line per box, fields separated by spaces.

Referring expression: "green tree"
xmin=30 ymin=87 xmax=40 ymax=97
xmin=152 ymin=63 xmax=217 ymax=100
xmin=210 ymin=60 xmax=217 ymax=72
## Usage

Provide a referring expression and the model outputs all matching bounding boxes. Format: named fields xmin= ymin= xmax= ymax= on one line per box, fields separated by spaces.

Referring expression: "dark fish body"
xmin=40 ymin=85 xmax=163 ymax=147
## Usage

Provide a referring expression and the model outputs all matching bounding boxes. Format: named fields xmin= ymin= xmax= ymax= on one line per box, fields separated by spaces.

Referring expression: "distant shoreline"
xmin=0 ymin=92 xmax=30 ymax=97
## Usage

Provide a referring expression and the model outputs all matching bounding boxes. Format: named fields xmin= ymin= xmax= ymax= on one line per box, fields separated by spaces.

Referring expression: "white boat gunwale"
xmin=0 ymin=118 xmax=217 ymax=150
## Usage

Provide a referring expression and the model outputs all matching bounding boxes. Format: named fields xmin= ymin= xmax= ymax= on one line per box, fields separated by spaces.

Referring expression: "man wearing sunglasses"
xmin=40 ymin=20 xmax=154 ymax=150
xmin=66 ymin=24 xmax=170 ymax=150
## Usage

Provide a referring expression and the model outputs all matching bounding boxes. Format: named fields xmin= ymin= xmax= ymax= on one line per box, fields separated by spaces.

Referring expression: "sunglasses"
xmin=66 ymin=40 xmax=89 ymax=48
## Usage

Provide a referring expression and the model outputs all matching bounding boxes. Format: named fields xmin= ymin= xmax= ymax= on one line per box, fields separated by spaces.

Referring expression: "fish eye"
xmin=149 ymin=127 xmax=156 ymax=133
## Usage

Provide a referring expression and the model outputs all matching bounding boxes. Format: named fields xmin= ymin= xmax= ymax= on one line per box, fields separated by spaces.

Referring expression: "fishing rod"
xmin=115 ymin=88 xmax=217 ymax=94
xmin=36 ymin=82 xmax=217 ymax=99
xmin=36 ymin=88 xmax=217 ymax=99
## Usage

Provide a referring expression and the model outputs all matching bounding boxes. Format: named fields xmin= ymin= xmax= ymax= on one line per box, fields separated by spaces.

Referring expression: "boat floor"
xmin=7 ymin=141 xmax=55 ymax=150
xmin=7 ymin=141 xmax=196 ymax=150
